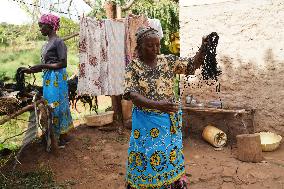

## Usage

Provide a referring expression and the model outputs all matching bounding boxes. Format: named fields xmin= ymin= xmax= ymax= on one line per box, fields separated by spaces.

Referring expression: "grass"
xmin=0 ymin=113 xmax=30 ymax=151
xmin=70 ymin=96 xmax=112 ymax=120
xmin=0 ymin=168 xmax=65 ymax=189
xmin=0 ymin=42 xmax=79 ymax=151
xmin=0 ymin=42 xmax=79 ymax=85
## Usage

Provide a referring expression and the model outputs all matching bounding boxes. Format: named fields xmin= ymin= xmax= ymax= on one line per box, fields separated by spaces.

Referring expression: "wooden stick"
xmin=182 ymin=107 xmax=250 ymax=114
xmin=0 ymin=100 xmax=43 ymax=125
xmin=104 ymin=2 xmax=124 ymax=133
xmin=121 ymin=0 xmax=136 ymax=11
xmin=62 ymin=32 xmax=79 ymax=41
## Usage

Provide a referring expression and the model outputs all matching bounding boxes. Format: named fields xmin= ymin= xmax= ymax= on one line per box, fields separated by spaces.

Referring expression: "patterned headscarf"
xmin=39 ymin=14 xmax=60 ymax=31
xmin=135 ymin=27 xmax=161 ymax=59
xmin=135 ymin=27 xmax=160 ymax=44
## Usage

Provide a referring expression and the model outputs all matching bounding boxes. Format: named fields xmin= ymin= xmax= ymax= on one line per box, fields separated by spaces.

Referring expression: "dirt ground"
xmin=10 ymin=123 xmax=284 ymax=189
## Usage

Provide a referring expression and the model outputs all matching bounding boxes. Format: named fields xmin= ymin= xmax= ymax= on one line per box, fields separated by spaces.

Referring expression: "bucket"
xmin=202 ymin=125 xmax=227 ymax=147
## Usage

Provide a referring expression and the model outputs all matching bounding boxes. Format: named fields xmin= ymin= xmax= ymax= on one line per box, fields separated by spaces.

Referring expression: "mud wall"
xmin=179 ymin=0 xmax=284 ymax=136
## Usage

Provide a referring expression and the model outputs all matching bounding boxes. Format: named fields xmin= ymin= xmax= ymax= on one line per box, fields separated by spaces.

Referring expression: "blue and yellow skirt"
xmin=126 ymin=107 xmax=186 ymax=188
xmin=43 ymin=68 xmax=73 ymax=137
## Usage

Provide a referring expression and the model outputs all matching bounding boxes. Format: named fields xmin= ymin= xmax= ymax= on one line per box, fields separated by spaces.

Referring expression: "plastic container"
xmin=208 ymin=100 xmax=222 ymax=108
xmin=256 ymin=132 xmax=282 ymax=152
xmin=202 ymin=125 xmax=227 ymax=147
xmin=186 ymin=95 xmax=193 ymax=104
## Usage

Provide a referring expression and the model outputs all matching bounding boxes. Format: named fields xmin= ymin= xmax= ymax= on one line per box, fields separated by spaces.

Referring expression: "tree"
xmin=128 ymin=0 xmax=179 ymax=54
xmin=86 ymin=0 xmax=179 ymax=54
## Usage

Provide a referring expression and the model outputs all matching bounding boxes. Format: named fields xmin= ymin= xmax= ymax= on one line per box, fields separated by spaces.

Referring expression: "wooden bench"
xmin=182 ymin=106 xmax=255 ymax=143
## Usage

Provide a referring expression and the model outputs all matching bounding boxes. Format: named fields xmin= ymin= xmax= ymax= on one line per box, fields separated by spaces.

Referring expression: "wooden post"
xmin=116 ymin=5 xmax=122 ymax=19
xmin=104 ymin=1 xmax=117 ymax=19
xmin=104 ymin=1 xmax=124 ymax=133
xmin=236 ymin=134 xmax=263 ymax=162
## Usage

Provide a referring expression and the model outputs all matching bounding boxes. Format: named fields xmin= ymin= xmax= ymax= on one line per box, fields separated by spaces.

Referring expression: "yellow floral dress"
xmin=124 ymin=54 xmax=194 ymax=189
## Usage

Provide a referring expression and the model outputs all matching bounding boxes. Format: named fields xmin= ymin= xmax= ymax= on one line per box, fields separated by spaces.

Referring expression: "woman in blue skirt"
xmin=124 ymin=27 xmax=207 ymax=188
xmin=21 ymin=14 xmax=73 ymax=148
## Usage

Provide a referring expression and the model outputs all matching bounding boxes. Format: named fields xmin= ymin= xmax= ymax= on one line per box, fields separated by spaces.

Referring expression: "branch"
xmin=121 ymin=0 xmax=136 ymax=11
xmin=0 ymin=100 xmax=43 ymax=125
xmin=67 ymin=0 xmax=74 ymax=19
xmin=82 ymin=0 xmax=93 ymax=8
xmin=62 ymin=32 xmax=79 ymax=41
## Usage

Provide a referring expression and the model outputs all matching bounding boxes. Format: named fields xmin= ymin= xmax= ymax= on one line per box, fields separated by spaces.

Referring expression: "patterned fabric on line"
xmin=124 ymin=15 xmax=148 ymax=65
xmin=78 ymin=17 xmax=125 ymax=96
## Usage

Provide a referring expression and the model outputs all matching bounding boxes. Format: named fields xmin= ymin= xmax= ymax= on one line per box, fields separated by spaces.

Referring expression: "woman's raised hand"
xmin=200 ymin=35 xmax=209 ymax=50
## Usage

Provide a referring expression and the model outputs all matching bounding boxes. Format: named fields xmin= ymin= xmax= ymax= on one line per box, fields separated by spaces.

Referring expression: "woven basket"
xmin=85 ymin=111 xmax=114 ymax=127
xmin=256 ymin=132 xmax=282 ymax=152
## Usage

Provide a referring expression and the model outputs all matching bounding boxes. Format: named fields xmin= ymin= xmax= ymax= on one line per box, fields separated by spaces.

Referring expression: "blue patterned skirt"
xmin=126 ymin=107 xmax=186 ymax=188
xmin=43 ymin=68 xmax=73 ymax=137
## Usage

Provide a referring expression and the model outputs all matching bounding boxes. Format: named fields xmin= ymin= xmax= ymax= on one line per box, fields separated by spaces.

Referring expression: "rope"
xmin=33 ymin=94 xmax=39 ymax=128
xmin=45 ymin=106 xmax=52 ymax=152
xmin=32 ymin=93 xmax=52 ymax=152
xmin=10 ymin=0 xmax=80 ymax=19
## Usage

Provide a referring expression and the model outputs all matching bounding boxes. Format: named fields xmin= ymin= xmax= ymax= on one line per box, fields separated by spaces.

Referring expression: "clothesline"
xmin=62 ymin=17 xmax=163 ymax=41
xmin=76 ymin=15 xmax=163 ymax=96
xmin=62 ymin=21 xmax=123 ymax=41
xmin=11 ymin=0 xmax=81 ymax=19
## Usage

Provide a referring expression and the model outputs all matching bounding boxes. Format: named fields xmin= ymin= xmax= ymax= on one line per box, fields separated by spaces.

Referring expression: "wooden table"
xmin=182 ymin=106 xmax=252 ymax=114
xmin=181 ymin=106 xmax=255 ymax=143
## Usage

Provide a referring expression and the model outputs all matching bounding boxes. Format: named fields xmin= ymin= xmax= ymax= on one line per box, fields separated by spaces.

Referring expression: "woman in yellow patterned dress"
xmin=124 ymin=27 xmax=207 ymax=188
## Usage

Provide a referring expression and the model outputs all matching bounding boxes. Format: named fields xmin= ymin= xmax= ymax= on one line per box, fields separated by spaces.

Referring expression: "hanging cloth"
xmin=105 ymin=19 xmax=125 ymax=95
xmin=148 ymin=18 xmax=164 ymax=39
xmin=124 ymin=14 xmax=148 ymax=65
xmin=78 ymin=17 xmax=125 ymax=95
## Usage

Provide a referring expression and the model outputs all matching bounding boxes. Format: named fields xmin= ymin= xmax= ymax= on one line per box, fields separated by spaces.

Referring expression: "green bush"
xmin=129 ymin=0 xmax=179 ymax=54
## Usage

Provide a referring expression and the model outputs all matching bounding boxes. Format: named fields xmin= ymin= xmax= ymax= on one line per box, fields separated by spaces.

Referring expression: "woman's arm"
xmin=129 ymin=92 xmax=178 ymax=113
xmin=22 ymin=38 xmax=67 ymax=74
xmin=191 ymin=36 xmax=207 ymax=70
xmin=168 ymin=36 xmax=208 ymax=75
xmin=34 ymin=59 xmax=67 ymax=71
xmin=21 ymin=60 xmax=67 ymax=74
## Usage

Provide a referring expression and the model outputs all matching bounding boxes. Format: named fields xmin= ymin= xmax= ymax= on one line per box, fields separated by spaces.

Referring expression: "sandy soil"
xmin=9 ymin=124 xmax=284 ymax=189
